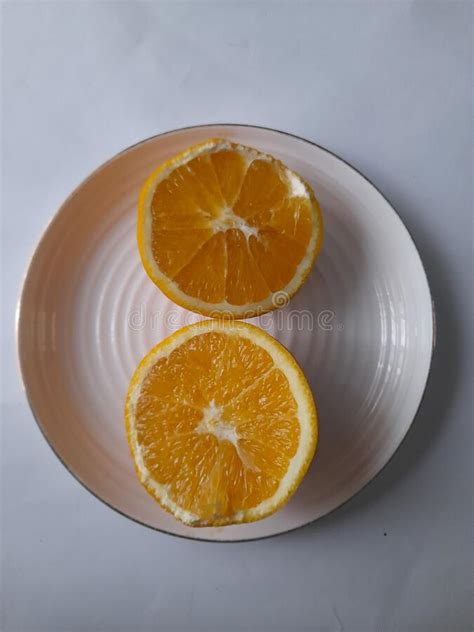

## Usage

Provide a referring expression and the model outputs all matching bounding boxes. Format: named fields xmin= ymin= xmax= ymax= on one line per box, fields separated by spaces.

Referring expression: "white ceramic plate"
xmin=17 ymin=125 xmax=434 ymax=542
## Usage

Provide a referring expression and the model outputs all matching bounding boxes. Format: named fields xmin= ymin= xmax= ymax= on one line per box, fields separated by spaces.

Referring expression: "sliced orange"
xmin=138 ymin=138 xmax=323 ymax=318
xmin=125 ymin=320 xmax=317 ymax=526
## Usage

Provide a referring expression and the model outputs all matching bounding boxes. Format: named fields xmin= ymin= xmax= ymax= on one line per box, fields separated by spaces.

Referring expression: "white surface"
xmin=17 ymin=124 xmax=433 ymax=540
xmin=1 ymin=1 xmax=472 ymax=630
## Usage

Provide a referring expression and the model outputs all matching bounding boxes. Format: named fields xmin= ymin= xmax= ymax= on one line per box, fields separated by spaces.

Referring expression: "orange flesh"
xmin=134 ymin=332 xmax=300 ymax=521
xmin=150 ymin=151 xmax=313 ymax=305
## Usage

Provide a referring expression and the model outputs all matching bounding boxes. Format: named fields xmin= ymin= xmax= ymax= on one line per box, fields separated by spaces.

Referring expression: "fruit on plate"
xmin=137 ymin=138 xmax=323 ymax=318
xmin=125 ymin=320 xmax=317 ymax=527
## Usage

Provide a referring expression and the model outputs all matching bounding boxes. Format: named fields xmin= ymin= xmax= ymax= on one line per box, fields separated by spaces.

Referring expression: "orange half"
xmin=125 ymin=320 xmax=318 ymax=527
xmin=137 ymin=139 xmax=323 ymax=318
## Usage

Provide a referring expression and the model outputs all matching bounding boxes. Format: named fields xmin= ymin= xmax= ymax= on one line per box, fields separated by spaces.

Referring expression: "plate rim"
xmin=16 ymin=123 xmax=436 ymax=543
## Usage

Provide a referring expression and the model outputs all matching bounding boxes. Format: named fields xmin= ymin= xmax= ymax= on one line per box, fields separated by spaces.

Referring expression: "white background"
xmin=1 ymin=2 xmax=472 ymax=631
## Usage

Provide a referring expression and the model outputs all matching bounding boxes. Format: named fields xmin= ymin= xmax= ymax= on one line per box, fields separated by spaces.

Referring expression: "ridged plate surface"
xmin=17 ymin=125 xmax=433 ymax=541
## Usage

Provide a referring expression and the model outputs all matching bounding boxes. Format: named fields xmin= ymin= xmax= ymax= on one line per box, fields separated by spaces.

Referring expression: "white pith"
xmin=213 ymin=207 xmax=259 ymax=239
xmin=196 ymin=400 xmax=238 ymax=444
